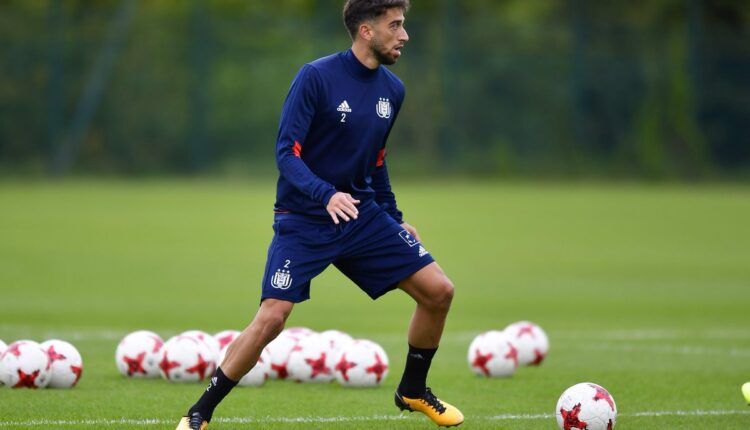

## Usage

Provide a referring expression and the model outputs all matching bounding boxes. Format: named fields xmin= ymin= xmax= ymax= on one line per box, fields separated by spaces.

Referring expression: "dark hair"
xmin=343 ymin=0 xmax=410 ymax=39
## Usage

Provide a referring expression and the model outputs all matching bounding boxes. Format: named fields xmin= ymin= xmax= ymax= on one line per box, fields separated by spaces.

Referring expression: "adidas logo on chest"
xmin=336 ymin=100 xmax=352 ymax=113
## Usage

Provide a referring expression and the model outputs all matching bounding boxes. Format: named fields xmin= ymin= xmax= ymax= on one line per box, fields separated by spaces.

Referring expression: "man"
xmin=177 ymin=1 xmax=463 ymax=428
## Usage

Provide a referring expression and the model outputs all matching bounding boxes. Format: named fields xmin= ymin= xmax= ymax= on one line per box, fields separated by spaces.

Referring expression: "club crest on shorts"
xmin=271 ymin=269 xmax=293 ymax=289
xmin=376 ymin=98 xmax=392 ymax=119
xmin=399 ymin=230 xmax=419 ymax=247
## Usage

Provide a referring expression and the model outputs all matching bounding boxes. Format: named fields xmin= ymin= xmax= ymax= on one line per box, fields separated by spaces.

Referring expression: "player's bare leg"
xmin=395 ymin=262 xmax=464 ymax=427
xmin=176 ymin=299 xmax=294 ymax=430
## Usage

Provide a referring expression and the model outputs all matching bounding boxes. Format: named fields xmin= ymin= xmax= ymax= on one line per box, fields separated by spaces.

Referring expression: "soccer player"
xmin=176 ymin=0 xmax=463 ymax=428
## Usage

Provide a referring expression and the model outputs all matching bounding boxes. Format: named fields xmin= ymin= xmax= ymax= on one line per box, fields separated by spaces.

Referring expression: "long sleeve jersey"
xmin=274 ymin=49 xmax=404 ymax=224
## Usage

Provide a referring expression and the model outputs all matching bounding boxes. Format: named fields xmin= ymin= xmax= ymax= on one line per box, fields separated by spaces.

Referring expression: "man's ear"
xmin=358 ymin=22 xmax=373 ymax=41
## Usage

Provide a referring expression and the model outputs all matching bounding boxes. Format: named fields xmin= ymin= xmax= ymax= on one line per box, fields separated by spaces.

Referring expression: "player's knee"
xmin=429 ymin=277 xmax=454 ymax=313
xmin=260 ymin=312 xmax=286 ymax=340
xmin=256 ymin=303 xmax=292 ymax=341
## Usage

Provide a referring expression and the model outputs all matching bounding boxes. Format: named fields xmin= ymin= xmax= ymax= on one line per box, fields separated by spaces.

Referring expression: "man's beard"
xmin=370 ymin=37 xmax=397 ymax=65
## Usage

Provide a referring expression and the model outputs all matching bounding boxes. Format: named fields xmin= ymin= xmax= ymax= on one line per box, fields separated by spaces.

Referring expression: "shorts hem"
xmin=260 ymin=293 xmax=309 ymax=304
xmin=365 ymin=256 xmax=436 ymax=300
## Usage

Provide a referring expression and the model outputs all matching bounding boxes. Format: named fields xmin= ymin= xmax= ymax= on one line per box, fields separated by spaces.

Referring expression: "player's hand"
xmin=401 ymin=222 xmax=420 ymax=242
xmin=326 ymin=192 xmax=360 ymax=224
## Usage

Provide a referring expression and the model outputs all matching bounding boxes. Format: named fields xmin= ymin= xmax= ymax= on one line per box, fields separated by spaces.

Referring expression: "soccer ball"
xmin=556 ymin=382 xmax=617 ymax=430
xmin=40 ymin=340 xmax=83 ymax=388
xmin=0 ymin=339 xmax=5 ymax=387
xmin=264 ymin=334 xmax=300 ymax=380
xmin=333 ymin=339 xmax=389 ymax=387
xmin=280 ymin=327 xmax=316 ymax=342
xmin=467 ymin=330 xmax=519 ymax=377
xmin=319 ymin=329 xmax=354 ymax=352
xmin=287 ymin=334 xmax=336 ymax=383
xmin=503 ymin=321 xmax=549 ymax=366
xmin=214 ymin=330 xmax=241 ymax=350
xmin=217 ymin=345 xmax=269 ymax=387
xmin=115 ymin=330 xmax=164 ymax=378
xmin=0 ymin=340 xmax=51 ymax=389
xmin=159 ymin=335 xmax=216 ymax=382
xmin=181 ymin=330 xmax=221 ymax=358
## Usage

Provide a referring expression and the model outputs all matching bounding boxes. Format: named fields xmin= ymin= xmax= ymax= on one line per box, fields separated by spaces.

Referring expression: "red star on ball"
xmin=216 ymin=334 xmax=235 ymax=350
xmin=590 ymin=384 xmax=615 ymax=411
xmin=305 ymin=352 xmax=331 ymax=378
xmin=365 ymin=352 xmax=387 ymax=383
xmin=150 ymin=336 xmax=163 ymax=354
xmin=186 ymin=353 xmax=211 ymax=380
xmin=6 ymin=342 xmax=23 ymax=357
xmin=123 ymin=352 xmax=147 ymax=376
xmin=13 ymin=369 xmax=40 ymax=388
xmin=530 ymin=349 xmax=546 ymax=365
xmin=70 ymin=365 xmax=83 ymax=386
xmin=504 ymin=342 xmax=519 ymax=367
xmin=47 ymin=345 xmax=67 ymax=363
xmin=516 ymin=324 xmax=536 ymax=338
xmin=159 ymin=352 xmax=180 ymax=380
xmin=560 ymin=403 xmax=588 ymax=430
xmin=271 ymin=362 xmax=289 ymax=379
xmin=335 ymin=353 xmax=357 ymax=382
xmin=471 ymin=349 xmax=494 ymax=376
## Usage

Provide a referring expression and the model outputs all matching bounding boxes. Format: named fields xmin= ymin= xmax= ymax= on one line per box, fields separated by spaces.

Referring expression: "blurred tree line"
xmin=0 ymin=0 xmax=748 ymax=179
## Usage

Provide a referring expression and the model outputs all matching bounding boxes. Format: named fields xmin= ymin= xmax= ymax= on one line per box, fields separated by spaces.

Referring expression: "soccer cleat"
xmin=395 ymin=387 xmax=464 ymax=427
xmin=175 ymin=412 xmax=208 ymax=430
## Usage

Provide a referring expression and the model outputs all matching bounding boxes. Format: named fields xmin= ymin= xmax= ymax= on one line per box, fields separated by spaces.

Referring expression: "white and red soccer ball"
xmin=40 ymin=340 xmax=83 ymax=388
xmin=504 ymin=321 xmax=549 ymax=366
xmin=217 ymin=344 xmax=269 ymax=387
xmin=264 ymin=334 xmax=300 ymax=380
xmin=159 ymin=335 xmax=216 ymax=383
xmin=333 ymin=339 xmax=389 ymax=387
xmin=115 ymin=330 xmax=164 ymax=378
xmin=467 ymin=330 xmax=519 ymax=377
xmin=214 ymin=330 xmax=241 ymax=350
xmin=280 ymin=327 xmax=316 ymax=343
xmin=0 ymin=340 xmax=51 ymax=389
xmin=319 ymin=329 xmax=354 ymax=353
xmin=181 ymin=330 xmax=221 ymax=359
xmin=287 ymin=334 xmax=336 ymax=383
xmin=556 ymin=382 xmax=617 ymax=430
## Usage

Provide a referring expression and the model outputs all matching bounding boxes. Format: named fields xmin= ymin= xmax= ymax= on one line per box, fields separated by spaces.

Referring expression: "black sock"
xmin=398 ymin=344 xmax=438 ymax=398
xmin=187 ymin=367 xmax=238 ymax=422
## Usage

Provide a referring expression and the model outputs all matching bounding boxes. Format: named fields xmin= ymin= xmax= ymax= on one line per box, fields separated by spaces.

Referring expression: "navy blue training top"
xmin=274 ymin=49 xmax=404 ymax=224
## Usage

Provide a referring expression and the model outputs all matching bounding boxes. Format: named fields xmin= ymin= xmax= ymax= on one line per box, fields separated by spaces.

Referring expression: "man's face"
xmin=367 ymin=8 xmax=409 ymax=65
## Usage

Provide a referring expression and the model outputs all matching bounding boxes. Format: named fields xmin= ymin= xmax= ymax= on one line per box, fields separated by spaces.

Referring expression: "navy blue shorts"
xmin=261 ymin=201 xmax=435 ymax=303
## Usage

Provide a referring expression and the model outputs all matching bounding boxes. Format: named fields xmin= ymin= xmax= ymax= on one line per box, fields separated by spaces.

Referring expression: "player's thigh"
xmin=398 ymin=262 xmax=455 ymax=308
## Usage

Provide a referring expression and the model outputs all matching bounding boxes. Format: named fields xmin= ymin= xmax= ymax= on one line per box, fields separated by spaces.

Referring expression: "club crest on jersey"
xmin=376 ymin=98 xmax=392 ymax=119
xmin=399 ymin=230 xmax=419 ymax=247
xmin=271 ymin=269 xmax=293 ymax=289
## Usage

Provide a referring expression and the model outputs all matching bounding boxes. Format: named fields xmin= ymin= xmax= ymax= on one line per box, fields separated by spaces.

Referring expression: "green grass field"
xmin=1 ymin=180 xmax=749 ymax=429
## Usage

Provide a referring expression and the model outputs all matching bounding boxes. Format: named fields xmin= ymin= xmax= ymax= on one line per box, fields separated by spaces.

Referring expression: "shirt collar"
xmin=341 ymin=49 xmax=380 ymax=82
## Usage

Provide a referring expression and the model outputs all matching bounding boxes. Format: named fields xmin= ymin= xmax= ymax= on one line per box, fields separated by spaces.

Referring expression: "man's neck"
xmin=351 ymin=43 xmax=380 ymax=70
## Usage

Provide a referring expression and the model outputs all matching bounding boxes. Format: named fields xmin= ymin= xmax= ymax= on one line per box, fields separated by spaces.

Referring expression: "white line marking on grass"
xmin=1 ymin=410 xmax=748 ymax=427
xmin=484 ymin=410 xmax=750 ymax=420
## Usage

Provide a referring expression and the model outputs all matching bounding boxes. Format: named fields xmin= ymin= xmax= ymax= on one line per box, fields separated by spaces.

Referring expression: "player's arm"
xmin=276 ymin=65 xmax=358 ymax=224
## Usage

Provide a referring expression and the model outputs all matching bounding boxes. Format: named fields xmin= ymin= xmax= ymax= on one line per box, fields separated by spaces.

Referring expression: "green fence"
xmin=0 ymin=0 xmax=748 ymax=178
